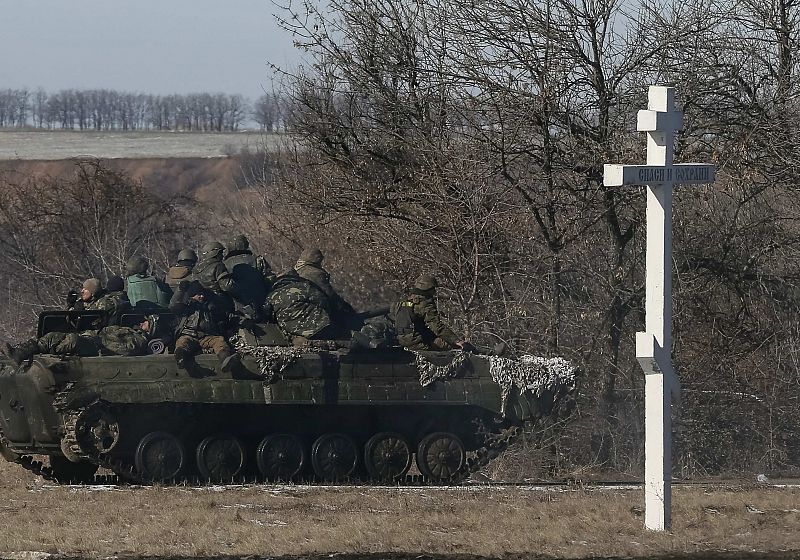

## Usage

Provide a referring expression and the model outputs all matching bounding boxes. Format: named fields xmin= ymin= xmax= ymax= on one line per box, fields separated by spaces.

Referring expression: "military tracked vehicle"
xmin=0 ymin=310 xmax=577 ymax=485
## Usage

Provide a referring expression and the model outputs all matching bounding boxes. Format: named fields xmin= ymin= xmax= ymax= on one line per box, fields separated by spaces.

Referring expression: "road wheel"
xmin=363 ymin=432 xmax=412 ymax=481
xmin=256 ymin=434 xmax=306 ymax=481
xmin=196 ymin=434 xmax=246 ymax=482
xmin=134 ymin=431 xmax=186 ymax=483
xmin=416 ymin=432 xmax=465 ymax=481
xmin=49 ymin=455 xmax=98 ymax=484
xmin=311 ymin=433 xmax=358 ymax=481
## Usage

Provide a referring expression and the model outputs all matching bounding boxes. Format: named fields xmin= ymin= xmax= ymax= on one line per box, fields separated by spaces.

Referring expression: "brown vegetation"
xmin=257 ymin=0 xmax=800 ymax=479
xmin=0 ymin=461 xmax=798 ymax=558
xmin=0 ymin=157 xmax=244 ymax=201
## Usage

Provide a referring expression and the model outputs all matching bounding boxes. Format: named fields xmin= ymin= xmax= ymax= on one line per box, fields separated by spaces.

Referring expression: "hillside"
xmin=0 ymin=157 xmax=244 ymax=201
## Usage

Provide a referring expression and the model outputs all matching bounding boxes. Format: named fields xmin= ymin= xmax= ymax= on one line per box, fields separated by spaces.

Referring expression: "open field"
xmin=0 ymin=461 xmax=798 ymax=559
xmin=0 ymin=130 xmax=283 ymax=160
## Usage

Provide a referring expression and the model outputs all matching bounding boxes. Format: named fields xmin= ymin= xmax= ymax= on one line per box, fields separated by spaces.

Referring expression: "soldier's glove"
xmin=458 ymin=341 xmax=477 ymax=353
xmin=66 ymin=289 xmax=79 ymax=307
xmin=241 ymin=304 xmax=258 ymax=321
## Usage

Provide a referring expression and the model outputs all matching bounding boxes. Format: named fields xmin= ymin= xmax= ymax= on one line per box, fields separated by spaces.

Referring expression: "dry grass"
xmin=0 ymin=460 xmax=798 ymax=558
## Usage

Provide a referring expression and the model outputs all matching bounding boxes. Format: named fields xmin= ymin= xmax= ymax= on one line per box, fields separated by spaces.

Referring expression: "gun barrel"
xmin=356 ymin=306 xmax=390 ymax=320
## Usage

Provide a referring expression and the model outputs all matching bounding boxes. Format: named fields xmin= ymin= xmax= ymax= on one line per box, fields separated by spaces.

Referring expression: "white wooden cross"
xmin=604 ymin=86 xmax=716 ymax=531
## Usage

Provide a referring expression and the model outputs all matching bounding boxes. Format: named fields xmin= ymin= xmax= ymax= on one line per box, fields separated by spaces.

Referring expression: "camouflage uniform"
xmin=393 ymin=276 xmax=459 ymax=351
xmin=169 ymin=280 xmax=236 ymax=369
xmin=294 ymin=256 xmax=354 ymax=316
xmin=193 ymin=242 xmax=238 ymax=313
xmin=265 ymin=271 xmax=332 ymax=339
xmin=68 ymin=278 xmax=103 ymax=312
xmin=85 ymin=289 xmax=132 ymax=326
xmin=19 ymin=325 xmax=149 ymax=360
xmin=293 ymin=249 xmax=356 ymax=339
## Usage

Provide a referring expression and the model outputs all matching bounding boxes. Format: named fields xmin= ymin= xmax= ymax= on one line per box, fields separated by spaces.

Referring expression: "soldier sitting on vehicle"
xmin=192 ymin=241 xmax=239 ymax=312
xmin=67 ymin=277 xmax=103 ymax=311
xmin=393 ymin=275 xmax=470 ymax=351
xmin=2 ymin=316 xmax=157 ymax=365
xmin=223 ymin=234 xmax=271 ymax=321
xmin=125 ymin=256 xmax=172 ymax=310
xmin=170 ymin=280 xmax=240 ymax=375
xmin=99 ymin=275 xmax=133 ymax=326
xmin=264 ymin=269 xmax=336 ymax=346
xmin=293 ymin=247 xmax=359 ymax=332
xmin=166 ymin=248 xmax=198 ymax=292
xmin=66 ymin=277 xmax=133 ymax=328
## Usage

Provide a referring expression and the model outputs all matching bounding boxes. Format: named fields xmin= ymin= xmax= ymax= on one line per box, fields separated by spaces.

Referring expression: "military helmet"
xmin=199 ymin=241 xmax=224 ymax=260
xmin=414 ymin=274 xmax=438 ymax=291
xmin=298 ymin=247 xmax=324 ymax=266
xmin=125 ymin=256 xmax=149 ymax=276
xmin=227 ymin=234 xmax=250 ymax=253
xmin=177 ymin=248 xmax=197 ymax=263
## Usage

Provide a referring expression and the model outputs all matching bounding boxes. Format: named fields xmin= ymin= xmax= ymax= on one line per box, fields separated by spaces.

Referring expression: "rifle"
xmin=354 ymin=306 xmax=390 ymax=321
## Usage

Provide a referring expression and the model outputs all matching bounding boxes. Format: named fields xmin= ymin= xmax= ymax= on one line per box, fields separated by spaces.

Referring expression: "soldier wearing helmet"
xmin=223 ymin=234 xmax=272 ymax=319
xmin=392 ymin=274 xmax=466 ymax=351
xmin=293 ymin=247 xmax=355 ymax=324
xmin=169 ymin=279 xmax=240 ymax=375
xmin=125 ymin=256 xmax=172 ymax=310
xmin=166 ymin=248 xmax=198 ymax=291
xmin=191 ymin=241 xmax=239 ymax=311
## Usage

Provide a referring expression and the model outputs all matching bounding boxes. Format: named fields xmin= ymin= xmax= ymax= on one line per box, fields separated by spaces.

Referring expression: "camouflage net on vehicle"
xmin=230 ymin=335 xmax=305 ymax=382
xmin=488 ymin=355 xmax=577 ymax=403
xmin=413 ymin=351 xmax=472 ymax=387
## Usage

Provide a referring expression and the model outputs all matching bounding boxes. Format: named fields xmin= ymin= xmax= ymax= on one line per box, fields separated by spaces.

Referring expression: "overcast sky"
xmin=0 ymin=0 xmax=303 ymax=100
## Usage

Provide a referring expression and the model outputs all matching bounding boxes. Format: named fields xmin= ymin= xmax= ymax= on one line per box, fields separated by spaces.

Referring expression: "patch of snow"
xmin=250 ymin=519 xmax=288 ymax=527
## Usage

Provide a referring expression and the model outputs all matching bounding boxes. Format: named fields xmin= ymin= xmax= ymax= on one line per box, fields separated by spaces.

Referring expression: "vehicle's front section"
xmin=0 ymin=356 xmax=71 ymax=458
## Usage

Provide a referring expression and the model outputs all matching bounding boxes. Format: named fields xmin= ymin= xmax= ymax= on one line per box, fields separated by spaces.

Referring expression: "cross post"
xmin=604 ymin=86 xmax=716 ymax=531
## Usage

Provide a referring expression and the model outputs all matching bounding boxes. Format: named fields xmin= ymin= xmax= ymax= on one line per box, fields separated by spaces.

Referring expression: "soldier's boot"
xmin=175 ymin=348 xmax=203 ymax=377
xmin=218 ymin=350 xmax=241 ymax=374
xmin=349 ymin=332 xmax=371 ymax=350
xmin=174 ymin=347 xmax=188 ymax=369
xmin=3 ymin=339 xmax=39 ymax=365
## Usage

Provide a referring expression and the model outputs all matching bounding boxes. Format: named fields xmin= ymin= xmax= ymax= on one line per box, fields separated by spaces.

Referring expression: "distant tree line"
xmin=0 ymin=88 xmax=287 ymax=132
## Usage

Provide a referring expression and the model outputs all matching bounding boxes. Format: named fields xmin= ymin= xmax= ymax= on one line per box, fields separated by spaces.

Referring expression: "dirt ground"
xmin=0 ymin=461 xmax=798 ymax=559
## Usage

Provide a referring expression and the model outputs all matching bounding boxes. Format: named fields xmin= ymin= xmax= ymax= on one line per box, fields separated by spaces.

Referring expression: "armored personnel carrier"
xmin=0 ymin=310 xmax=577 ymax=484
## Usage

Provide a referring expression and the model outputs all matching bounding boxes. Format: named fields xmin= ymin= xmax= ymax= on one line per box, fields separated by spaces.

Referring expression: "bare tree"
xmin=0 ymin=160 xmax=188 ymax=338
